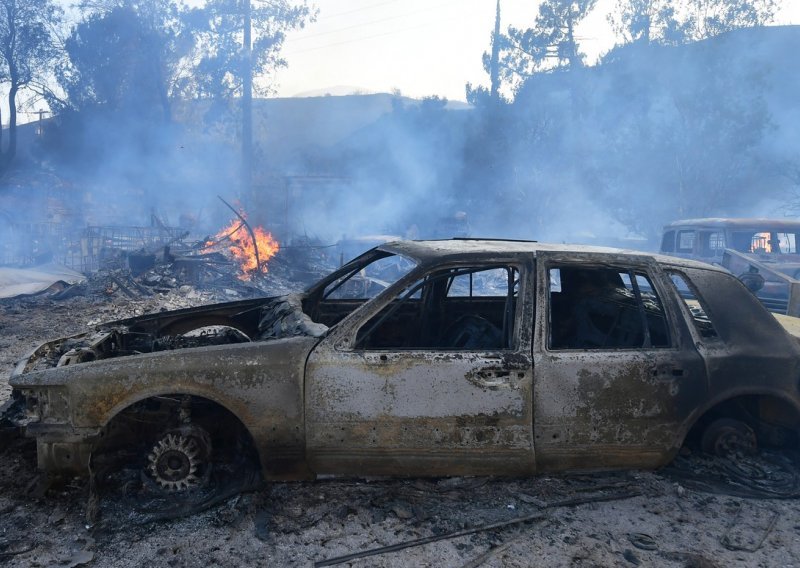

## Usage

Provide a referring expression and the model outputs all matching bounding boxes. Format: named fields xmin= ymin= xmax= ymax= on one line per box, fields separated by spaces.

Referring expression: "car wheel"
xmin=701 ymin=418 xmax=757 ymax=457
xmin=145 ymin=424 xmax=212 ymax=492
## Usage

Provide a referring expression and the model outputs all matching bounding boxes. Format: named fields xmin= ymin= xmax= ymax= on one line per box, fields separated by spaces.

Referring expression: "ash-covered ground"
xmin=2 ymin=282 xmax=800 ymax=567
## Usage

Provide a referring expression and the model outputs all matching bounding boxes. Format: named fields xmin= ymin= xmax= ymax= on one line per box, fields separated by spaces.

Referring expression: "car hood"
xmin=12 ymin=293 xmax=328 ymax=376
xmin=774 ymin=313 xmax=800 ymax=344
xmin=743 ymin=254 xmax=800 ymax=275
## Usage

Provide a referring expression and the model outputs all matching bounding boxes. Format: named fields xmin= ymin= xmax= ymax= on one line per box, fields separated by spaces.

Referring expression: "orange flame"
xmin=205 ymin=216 xmax=280 ymax=280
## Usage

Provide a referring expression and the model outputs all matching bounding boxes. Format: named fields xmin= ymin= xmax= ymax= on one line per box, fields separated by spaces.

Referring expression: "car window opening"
xmin=549 ymin=266 xmax=669 ymax=350
xmin=307 ymin=252 xmax=417 ymax=328
xmin=355 ymin=265 xmax=519 ymax=350
xmin=667 ymin=271 xmax=719 ymax=339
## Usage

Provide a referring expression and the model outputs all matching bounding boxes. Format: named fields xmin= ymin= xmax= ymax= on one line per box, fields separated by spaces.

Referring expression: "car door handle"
xmin=467 ymin=368 xmax=512 ymax=388
xmin=651 ymin=364 xmax=684 ymax=380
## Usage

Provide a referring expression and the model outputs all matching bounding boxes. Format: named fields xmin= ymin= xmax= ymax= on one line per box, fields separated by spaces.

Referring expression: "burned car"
xmin=660 ymin=218 xmax=800 ymax=314
xmin=4 ymin=239 xmax=800 ymax=493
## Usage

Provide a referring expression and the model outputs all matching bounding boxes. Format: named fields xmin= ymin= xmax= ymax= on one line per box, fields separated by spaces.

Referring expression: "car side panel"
xmin=305 ymin=348 xmax=534 ymax=476
xmin=674 ymin=267 xmax=800 ymax=425
xmin=11 ymin=337 xmax=319 ymax=480
xmin=531 ymin=254 xmax=708 ymax=472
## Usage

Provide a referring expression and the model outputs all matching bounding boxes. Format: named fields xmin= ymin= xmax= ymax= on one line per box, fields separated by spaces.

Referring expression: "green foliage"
xmin=45 ymin=0 xmax=313 ymax=178
xmin=502 ymin=34 xmax=777 ymax=239
xmin=178 ymin=0 xmax=313 ymax=100
xmin=55 ymin=0 xmax=313 ymax=114
xmin=57 ymin=6 xmax=175 ymax=119
xmin=609 ymin=0 xmax=778 ymax=47
xmin=608 ymin=0 xmax=691 ymax=45
xmin=0 ymin=0 xmax=60 ymax=86
xmin=686 ymin=0 xmax=777 ymax=38
xmin=496 ymin=0 xmax=597 ymax=89
xmin=0 ymin=0 xmax=62 ymax=162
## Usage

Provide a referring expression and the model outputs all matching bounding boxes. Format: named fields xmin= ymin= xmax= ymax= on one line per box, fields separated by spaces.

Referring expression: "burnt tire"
xmin=144 ymin=424 xmax=213 ymax=492
xmin=701 ymin=418 xmax=757 ymax=457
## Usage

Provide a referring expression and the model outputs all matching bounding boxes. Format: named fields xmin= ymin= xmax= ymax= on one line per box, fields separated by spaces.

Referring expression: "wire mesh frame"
xmin=1 ymin=224 xmax=187 ymax=272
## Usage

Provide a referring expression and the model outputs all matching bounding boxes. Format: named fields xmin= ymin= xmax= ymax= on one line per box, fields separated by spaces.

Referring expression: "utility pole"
xmin=242 ymin=0 xmax=253 ymax=197
xmin=36 ymin=110 xmax=50 ymax=136
xmin=490 ymin=0 xmax=501 ymax=101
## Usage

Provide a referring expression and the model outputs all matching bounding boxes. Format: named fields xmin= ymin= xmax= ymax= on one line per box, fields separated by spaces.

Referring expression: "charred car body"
xmin=4 ymin=239 xmax=800 ymax=492
xmin=661 ymin=218 xmax=800 ymax=315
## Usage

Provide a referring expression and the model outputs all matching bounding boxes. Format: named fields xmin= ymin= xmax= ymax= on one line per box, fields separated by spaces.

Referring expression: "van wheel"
xmin=701 ymin=418 xmax=757 ymax=457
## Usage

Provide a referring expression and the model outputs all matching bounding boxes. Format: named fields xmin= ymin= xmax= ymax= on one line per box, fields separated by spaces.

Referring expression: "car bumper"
xmin=23 ymin=423 xmax=100 ymax=476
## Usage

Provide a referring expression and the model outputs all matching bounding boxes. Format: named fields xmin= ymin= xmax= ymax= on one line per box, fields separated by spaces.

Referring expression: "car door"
xmin=532 ymin=252 xmax=707 ymax=472
xmin=304 ymin=259 xmax=536 ymax=477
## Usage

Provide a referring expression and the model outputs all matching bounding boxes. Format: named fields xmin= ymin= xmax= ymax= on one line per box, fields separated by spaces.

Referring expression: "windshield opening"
xmin=305 ymin=250 xmax=418 ymax=328
xmin=731 ymin=231 xmax=799 ymax=254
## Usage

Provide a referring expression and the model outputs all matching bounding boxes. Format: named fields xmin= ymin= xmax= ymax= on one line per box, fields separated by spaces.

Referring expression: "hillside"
xmin=254 ymin=94 xmax=469 ymax=168
xmin=502 ymin=24 xmax=800 ymax=242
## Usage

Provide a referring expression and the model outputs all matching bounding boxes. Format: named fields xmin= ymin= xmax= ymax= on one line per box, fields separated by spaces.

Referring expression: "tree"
xmin=178 ymin=0 xmax=312 ymax=102
xmin=57 ymin=7 xmax=169 ymax=121
xmin=55 ymin=0 xmax=192 ymax=122
xmin=608 ymin=0 xmax=690 ymax=45
xmin=609 ymin=0 xmax=777 ymax=47
xmin=684 ymin=0 xmax=776 ymax=39
xmin=498 ymin=0 xmax=597 ymax=88
xmin=466 ymin=0 xmax=506 ymax=107
xmin=179 ymin=0 xmax=313 ymax=191
xmin=585 ymin=42 xmax=772 ymax=237
xmin=0 ymin=0 xmax=61 ymax=165
xmin=57 ymin=0 xmax=312 ymax=117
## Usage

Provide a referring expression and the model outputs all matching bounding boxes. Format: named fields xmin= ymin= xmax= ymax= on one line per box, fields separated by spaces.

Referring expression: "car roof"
xmin=664 ymin=217 xmax=800 ymax=231
xmin=377 ymin=238 xmax=726 ymax=272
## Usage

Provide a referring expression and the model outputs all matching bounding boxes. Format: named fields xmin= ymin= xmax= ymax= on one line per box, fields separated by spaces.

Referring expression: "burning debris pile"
xmin=203 ymin=217 xmax=280 ymax=281
xmin=0 ymin=200 xmax=338 ymax=304
xmin=39 ymin=251 xmax=284 ymax=305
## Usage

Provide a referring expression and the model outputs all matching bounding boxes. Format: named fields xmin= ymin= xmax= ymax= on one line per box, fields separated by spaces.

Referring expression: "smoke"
xmin=4 ymin=25 xmax=800 ymax=268
xmin=263 ymin=27 xmax=800 ymax=252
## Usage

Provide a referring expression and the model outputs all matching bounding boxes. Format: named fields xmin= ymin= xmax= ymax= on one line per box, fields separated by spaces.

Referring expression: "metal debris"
xmin=720 ymin=504 xmax=779 ymax=552
xmin=314 ymin=512 xmax=547 ymax=567
xmin=627 ymin=532 xmax=658 ymax=551
xmin=512 ymin=489 xmax=643 ymax=510
xmin=460 ymin=533 xmax=526 ymax=568
xmin=315 ymin=489 xmax=641 ymax=567
xmin=662 ymin=450 xmax=800 ymax=499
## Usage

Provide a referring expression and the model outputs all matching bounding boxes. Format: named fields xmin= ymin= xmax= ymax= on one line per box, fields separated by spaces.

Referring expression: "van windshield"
xmin=730 ymin=231 xmax=799 ymax=254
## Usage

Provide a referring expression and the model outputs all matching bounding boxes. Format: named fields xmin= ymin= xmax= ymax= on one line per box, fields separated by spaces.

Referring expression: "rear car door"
xmin=532 ymin=252 xmax=707 ymax=472
xmin=305 ymin=258 xmax=535 ymax=477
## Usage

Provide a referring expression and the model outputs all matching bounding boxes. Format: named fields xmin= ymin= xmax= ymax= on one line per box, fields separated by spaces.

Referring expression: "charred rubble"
xmin=42 ymin=241 xmax=333 ymax=303
xmin=2 ymin=220 xmax=321 ymax=312
xmin=2 ymin=212 xmax=337 ymax=304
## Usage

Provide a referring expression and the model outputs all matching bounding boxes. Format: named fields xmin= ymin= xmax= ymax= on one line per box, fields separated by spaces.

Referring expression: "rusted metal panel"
xmin=305 ymin=348 xmax=534 ymax=476
xmin=12 ymin=337 xmax=319 ymax=479
xmin=532 ymin=350 xmax=702 ymax=471
xmin=531 ymin=253 xmax=709 ymax=472
xmin=305 ymin=254 xmax=536 ymax=477
xmin=36 ymin=441 xmax=93 ymax=474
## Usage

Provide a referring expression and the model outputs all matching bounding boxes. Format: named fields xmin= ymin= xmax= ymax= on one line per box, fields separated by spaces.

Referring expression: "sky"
xmin=272 ymin=0 xmax=800 ymax=101
xmin=5 ymin=0 xmax=800 ymax=124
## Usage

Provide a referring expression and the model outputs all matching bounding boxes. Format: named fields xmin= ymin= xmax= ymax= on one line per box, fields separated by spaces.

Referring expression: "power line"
xmin=322 ymin=0 xmax=406 ymax=19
